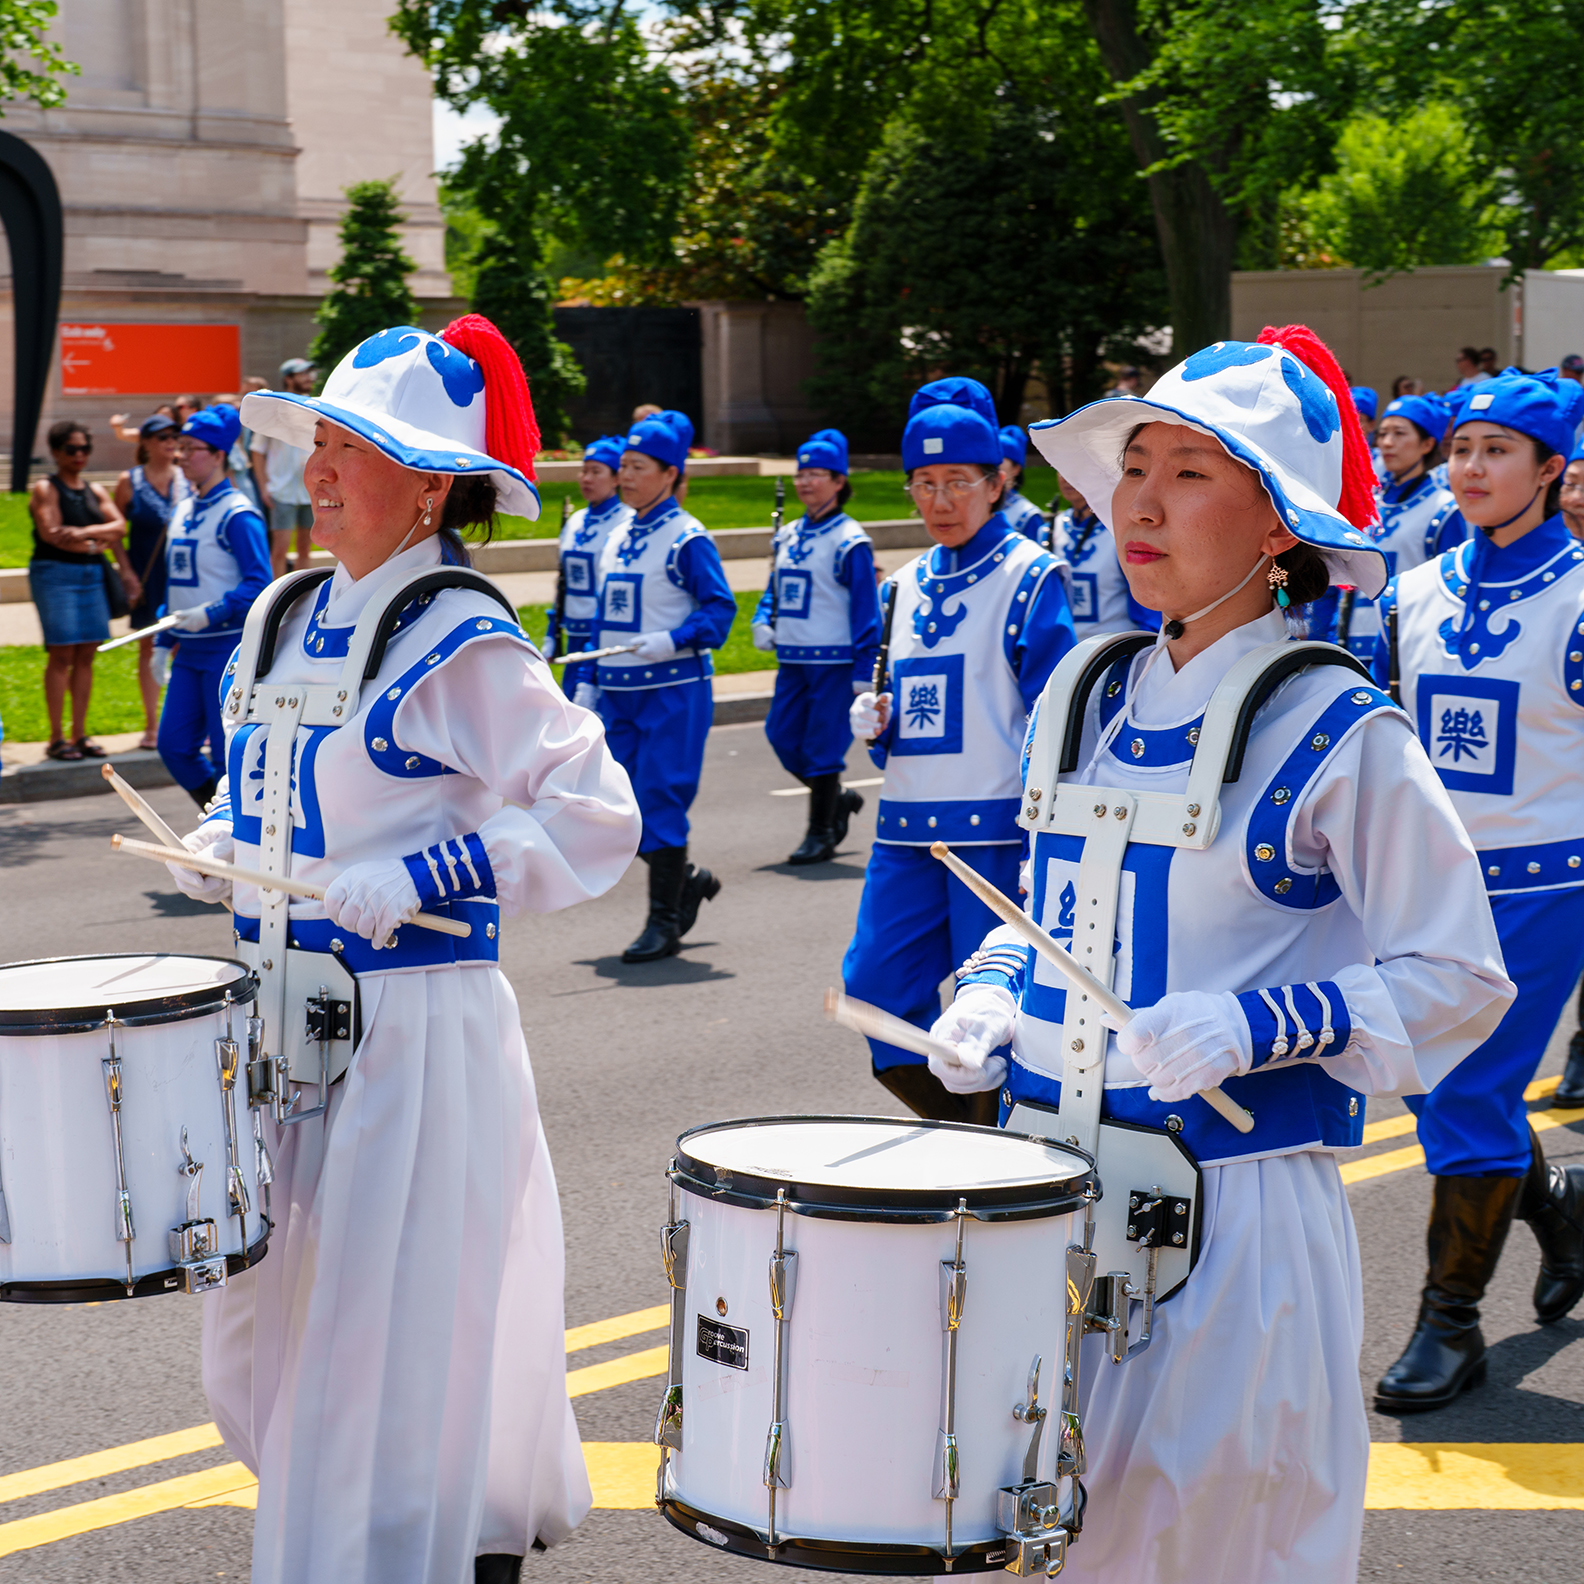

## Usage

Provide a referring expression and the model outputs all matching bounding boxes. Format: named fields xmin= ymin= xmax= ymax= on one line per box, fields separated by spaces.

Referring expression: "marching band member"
xmin=156 ymin=404 xmax=271 ymax=805
xmin=1373 ymin=367 xmax=1584 ymax=1412
xmin=1049 ymin=469 xmax=1149 ymax=638
xmin=544 ymin=432 xmax=632 ymax=695
xmin=1351 ymin=384 xmax=1378 ymax=443
xmin=842 ymin=379 xmax=1075 ymax=1122
xmin=1561 ymin=440 xmax=1584 ymax=540
xmin=927 ymin=328 xmax=1511 ymax=1581
xmin=166 ymin=318 xmax=640 ymax=1584
xmin=584 ymin=411 xmax=736 ymax=961
xmin=752 ymin=427 xmax=881 ymax=864
xmin=998 ymin=424 xmax=1047 ymax=540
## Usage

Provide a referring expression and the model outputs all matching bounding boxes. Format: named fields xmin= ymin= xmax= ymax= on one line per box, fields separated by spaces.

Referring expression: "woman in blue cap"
xmin=544 ymin=433 xmax=632 ymax=697
xmin=997 ymin=423 xmax=1047 ymax=540
xmin=583 ymin=410 xmax=737 ymax=960
xmin=1374 ymin=366 xmax=1584 ymax=1412
xmin=155 ymin=403 xmax=272 ymax=805
xmin=841 ymin=377 xmax=1076 ymax=1121
xmin=751 ymin=427 xmax=881 ymax=863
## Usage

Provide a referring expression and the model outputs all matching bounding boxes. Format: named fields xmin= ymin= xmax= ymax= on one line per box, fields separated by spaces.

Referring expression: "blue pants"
xmin=842 ymin=840 xmax=1022 ymax=1071
xmin=158 ymin=648 xmax=230 ymax=792
xmin=765 ymin=662 xmax=855 ymax=782
xmin=599 ymin=680 xmax=712 ymax=853
xmin=1409 ymin=887 xmax=1584 ymax=1176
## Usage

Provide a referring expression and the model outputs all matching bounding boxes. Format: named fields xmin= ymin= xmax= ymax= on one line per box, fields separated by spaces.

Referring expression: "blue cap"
xmin=908 ymin=377 xmax=996 ymax=429
xmin=1571 ymin=442 xmax=1584 ymax=465
xmin=1381 ymin=392 xmax=1449 ymax=442
xmin=903 ymin=402 xmax=1001 ymax=471
xmin=583 ymin=434 xmax=625 ymax=472
xmin=625 ymin=413 xmax=690 ymax=473
xmin=181 ymin=404 xmax=241 ymax=453
xmin=1349 ymin=386 xmax=1378 ymax=421
xmin=999 ymin=424 xmax=1029 ymax=467
xmin=140 ymin=412 xmax=177 ymax=438
xmin=659 ymin=410 xmax=695 ymax=452
xmin=1455 ymin=368 xmax=1584 ymax=457
xmin=796 ymin=428 xmax=848 ymax=474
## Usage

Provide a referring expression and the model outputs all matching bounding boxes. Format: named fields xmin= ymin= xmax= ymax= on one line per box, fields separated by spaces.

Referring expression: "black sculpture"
xmin=0 ymin=132 xmax=63 ymax=495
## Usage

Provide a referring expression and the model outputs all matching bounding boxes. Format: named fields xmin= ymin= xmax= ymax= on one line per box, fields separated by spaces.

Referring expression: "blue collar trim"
xmin=1437 ymin=517 xmax=1584 ymax=667
xmin=301 ymin=579 xmax=437 ymax=661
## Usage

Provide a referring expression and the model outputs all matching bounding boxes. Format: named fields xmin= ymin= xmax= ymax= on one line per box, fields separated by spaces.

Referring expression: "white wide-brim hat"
xmin=241 ymin=326 xmax=540 ymax=520
xmin=1032 ymin=340 xmax=1387 ymax=597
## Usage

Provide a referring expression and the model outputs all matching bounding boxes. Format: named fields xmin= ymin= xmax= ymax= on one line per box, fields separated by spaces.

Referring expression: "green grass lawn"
xmin=0 ymin=466 xmax=1060 ymax=566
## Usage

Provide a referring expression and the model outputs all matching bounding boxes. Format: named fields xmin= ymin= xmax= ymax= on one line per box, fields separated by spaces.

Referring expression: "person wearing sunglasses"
xmin=841 ymin=376 xmax=1076 ymax=1122
xmin=26 ymin=420 xmax=139 ymax=761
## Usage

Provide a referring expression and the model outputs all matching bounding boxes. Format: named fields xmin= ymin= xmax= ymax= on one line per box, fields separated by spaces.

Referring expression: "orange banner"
xmin=59 ymin=323 xmax=241 ymax=397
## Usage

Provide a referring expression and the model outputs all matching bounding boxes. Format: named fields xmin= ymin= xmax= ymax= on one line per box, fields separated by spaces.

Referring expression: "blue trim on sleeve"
xmin=841 ymin=539 xmax=882 ymax=684
xmin=403 ymin=831 xmax=496 ymax=906
xmin=1010 ymin=559 xmax=1078 ymax=713
xmin=669 ymin=532 xmax=737 ymax=653
xmin=1238 ymin=980 xmax=1352 ymax=1068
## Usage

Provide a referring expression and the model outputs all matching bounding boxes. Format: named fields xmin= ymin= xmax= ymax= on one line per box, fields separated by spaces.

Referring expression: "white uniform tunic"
xmin=1051 ymin=507 xmax=1135 ymax=637
xmin=201 ymin=537 xmax=640 ymax=1583
xmin=553 ymin=494 xmax=633 ymax=649
xmin=763 ymin=510 xmax=875 ymax=663
xmin=960 ymin=612 xmax=1510 ymax=1583
xmin=1002 ymin=487 xmax=1046 ymax=541
xmin=1335 ymin=471 xmax=1458 ymax=658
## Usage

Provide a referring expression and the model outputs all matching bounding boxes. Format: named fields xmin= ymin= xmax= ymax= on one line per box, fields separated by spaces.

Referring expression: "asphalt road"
xmin=0 ymin=723 xmax=1580 ymax=1582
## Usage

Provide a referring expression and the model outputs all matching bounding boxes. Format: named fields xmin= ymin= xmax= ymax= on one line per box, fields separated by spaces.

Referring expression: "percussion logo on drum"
xmin=696 ymin=1314 xmax=750 ymax=1369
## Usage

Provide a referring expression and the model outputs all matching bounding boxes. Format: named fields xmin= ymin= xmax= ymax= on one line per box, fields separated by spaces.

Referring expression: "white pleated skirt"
xmin=1058 ymin=1150 xmax=1367 ymax=1584
xmin=201 ymin=963 xmax=592 ymax=1584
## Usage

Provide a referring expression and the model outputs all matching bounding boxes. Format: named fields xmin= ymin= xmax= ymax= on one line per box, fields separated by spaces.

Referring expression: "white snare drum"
xmin=656 ymin=1116 xmax=1096 ymax=1575
xmin=0 ymin=954 xmax=269 ymax=1302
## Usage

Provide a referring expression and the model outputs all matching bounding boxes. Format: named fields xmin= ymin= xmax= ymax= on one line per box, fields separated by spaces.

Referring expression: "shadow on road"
xmin=569 ymin=949 xmax=736 ymax=989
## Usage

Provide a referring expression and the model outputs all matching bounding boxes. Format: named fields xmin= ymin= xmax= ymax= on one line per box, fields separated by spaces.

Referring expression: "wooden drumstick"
xmin=111 ymin=834 xmax=473 ymax=939
xmin=930 ymin=841 xmax=1254 ymax=1135
xmin=102 ymin=764 xmax=233 ymax=914
xmin=824 ymin=988 xmax=966 ymax=1066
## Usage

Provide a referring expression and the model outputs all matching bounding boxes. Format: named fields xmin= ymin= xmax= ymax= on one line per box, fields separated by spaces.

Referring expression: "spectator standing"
xmin=174 ymin=394 xmax=201 ymax=426
xmin=1479 ymin=347 xmax=1500 ymax=378
xmin=114 ymin=414 xmax=191 ymax=749
xmin=26 ymin=421 xmax=139 ymax=761
xmin=1108 ymin=364 xmax=1142 ymax=395
xmin=1561 ymin=354 xmax=1584 ymax=388
xmin=1453 ymin=348 xmax=1488 ymax=388
xmin=251 ymin=357 xmax=317 ymax=576
xmin=1561 ymin=443 xmax=1584 ymax=541
xmin=1392 ymin=375 xmax=1421 ymax=399
xmin=156 ymin=405 xmax=271 ymax=805
xmin=110 ymin=403 xmax=175 ymax=444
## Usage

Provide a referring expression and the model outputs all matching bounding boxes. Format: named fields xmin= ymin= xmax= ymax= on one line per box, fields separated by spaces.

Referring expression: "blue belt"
xmin=1478 ymin=837 xmax=1584 ymax=894
xmin=234 ymin=898 xmax=500 ymax=974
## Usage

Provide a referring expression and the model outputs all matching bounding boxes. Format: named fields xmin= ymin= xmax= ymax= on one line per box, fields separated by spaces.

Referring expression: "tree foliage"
xmin=308 ymin=179 xmax=420 ymax=377
xmin=0 ymin=0 xmax=77 ymax=111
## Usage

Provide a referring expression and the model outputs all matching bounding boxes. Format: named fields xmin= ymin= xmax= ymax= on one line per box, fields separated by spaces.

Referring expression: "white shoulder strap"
xmin=220 ymin=569 xmax=331 ymax=729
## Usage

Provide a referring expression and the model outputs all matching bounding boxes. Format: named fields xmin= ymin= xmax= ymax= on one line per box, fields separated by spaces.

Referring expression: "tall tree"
xmin=308 ymin=179 xmax=419 ymax=376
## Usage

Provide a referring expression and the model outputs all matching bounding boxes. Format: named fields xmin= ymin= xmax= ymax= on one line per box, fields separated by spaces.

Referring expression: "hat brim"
xmin=1031 ymin=395 xmax=1388 ymax=598
xmin=240 ymin=390 xmax=541 ymax=521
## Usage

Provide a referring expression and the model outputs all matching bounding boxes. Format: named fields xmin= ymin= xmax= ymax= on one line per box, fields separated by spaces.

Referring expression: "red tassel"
xmin=1256 ymin=324 xmax=1378 ymax=530
xmin=439 ymin=314 xmax=540 ymax=482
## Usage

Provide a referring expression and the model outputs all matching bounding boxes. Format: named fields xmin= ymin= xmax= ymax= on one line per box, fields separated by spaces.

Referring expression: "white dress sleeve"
xmin=393 ymin=636 xmax=641 ymax=915
xmin=1289 ymin=710 xmax=1514 ymax=1097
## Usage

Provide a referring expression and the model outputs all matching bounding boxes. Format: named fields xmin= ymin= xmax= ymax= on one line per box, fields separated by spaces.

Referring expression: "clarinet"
xmin=1335 ymin=586 xmax=1356 ymax=648
xmin=548 ymin=494 xmax=571 ymax=661
xmin=1386 ymin=601 xmax=1402 ymax=707
xmin=868 ymin=582 xmax=898 ymax=745
xmin=768 ymin=476 xmax=785 ymax=625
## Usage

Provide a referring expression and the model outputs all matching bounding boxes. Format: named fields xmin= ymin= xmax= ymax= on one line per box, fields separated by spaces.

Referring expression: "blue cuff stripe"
xmin=403 ymin=832 xmax=496 ymax=907
xmin=1238 ymin=981 xmax=1351 ymax=1068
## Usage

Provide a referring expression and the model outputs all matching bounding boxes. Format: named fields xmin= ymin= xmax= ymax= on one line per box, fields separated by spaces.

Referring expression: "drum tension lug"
xmin=995 ymin=1484 xmax=1069 ymax=1578
xmin=168 ymin=1129 xmax=227 ymax=1296
xmin=304 ymin=997 xmax=352 ymax=1044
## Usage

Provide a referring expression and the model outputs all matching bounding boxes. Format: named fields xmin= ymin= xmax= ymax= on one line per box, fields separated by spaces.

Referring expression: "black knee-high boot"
xmin=832 ymin=784 xmax=863 ymax=847
xmin=677 ymin=848 xmax=722 ymax=937
xmin=622 ymin=848 xmax=685 ymax=963
xmin=1557 ymin=981 xmax=1584 ymax=1104
xmin=788 ymin=773 xmax=840 ymax=865
xmin=1517 ymin=1123 xmax=1584 ymax=1323
xmin=475 ymin=1556 xmax=522 ymax=1584
xmin=1375 ymin=1172 xmax=1523 ymax=1412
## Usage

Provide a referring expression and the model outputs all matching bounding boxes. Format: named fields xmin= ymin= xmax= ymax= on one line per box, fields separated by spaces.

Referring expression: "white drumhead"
xmin=0 ymin=955 xmax=245 ymax=1014
xmin=686 ymin=1117 xmax=1087 ymax=1193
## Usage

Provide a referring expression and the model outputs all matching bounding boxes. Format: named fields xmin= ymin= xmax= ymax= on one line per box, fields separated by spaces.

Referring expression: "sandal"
xmin=75 ymin=738 xmax=108 ymax=758
xmin=45 ymin=739 xmax=84 ymax=761
xmin=137 ymin=734 xmax=159 ymax=751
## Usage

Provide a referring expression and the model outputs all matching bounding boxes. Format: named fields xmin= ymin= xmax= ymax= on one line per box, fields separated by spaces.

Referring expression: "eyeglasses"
xmin=794 ymin=469 xmax=835 ymax=482
xmin=905 ymin=476 xmax=990 ymax=503
xmin=60 ymin=443 xmax=92 ymax=457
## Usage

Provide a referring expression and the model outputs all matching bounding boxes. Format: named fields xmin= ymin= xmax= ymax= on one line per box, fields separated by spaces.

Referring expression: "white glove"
xmin=753 ymin=622 xmax=777 ymax=652
xmin=166 ymin=821 xmax=234 ymax=905
xmin=633 ymin=629 xmax=678 ymax=663
xmin=150 ymin=646 xmax=173 ymax=688
xmin=1116 ymin=990 xmax=1253 ymax=1103
xmin=849 ymin=690 xmax=891 ymax=739
xmin=323 ymin=858 xmax=422 ymax=948
xmin=927 ymin=986 xmax=1016 ymax=1094
xmin=572 ymin=681 xmax=601 ymax=711
xmin=172 ymin=605 xmax=211 ymax=632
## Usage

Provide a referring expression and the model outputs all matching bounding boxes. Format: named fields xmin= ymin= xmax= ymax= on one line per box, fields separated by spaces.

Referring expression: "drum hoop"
xmin=0 ymin=1223 xmax=270 ymax=1305
xmin=673 ymin=1114 xmax=1096 ymax=1224
xmin=0 ymin=953 xmax=258 ymax=1035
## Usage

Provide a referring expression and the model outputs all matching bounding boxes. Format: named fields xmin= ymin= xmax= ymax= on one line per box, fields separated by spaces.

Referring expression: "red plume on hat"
xmin=1256 ymin=324 xmax=1378 ymax=532
xmin=439 ymin=314 xmax=540 ymax=482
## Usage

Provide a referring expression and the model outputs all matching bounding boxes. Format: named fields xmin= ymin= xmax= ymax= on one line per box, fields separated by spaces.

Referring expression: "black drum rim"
xmin=673 ymin=1114 xmax=1097 ymax=1223
xmin=0 ymin=1225 xmax=271 ymax=1304
xmin=0 ymin=953 xmax=258 ymax=1035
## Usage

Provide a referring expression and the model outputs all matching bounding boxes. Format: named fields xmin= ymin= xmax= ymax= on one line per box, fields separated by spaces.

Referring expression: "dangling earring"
xmin=1268 ymin=561 xmax=1291 ymax=609
xmin=423 ymin=498 xmax=433 ymax=527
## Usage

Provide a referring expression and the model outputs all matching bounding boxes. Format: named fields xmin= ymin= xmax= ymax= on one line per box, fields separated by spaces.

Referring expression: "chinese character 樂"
xmin=1436 ymin=705 xmax=1488 ymax=764
xmin=905 ymin=680 xmax=942 ymax=730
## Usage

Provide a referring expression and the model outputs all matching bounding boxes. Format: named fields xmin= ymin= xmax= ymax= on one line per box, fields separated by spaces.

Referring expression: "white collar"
xmin=322 ymin=536 xmax=442 ymax=626
xmin=1129 ymin=609 xmax=1288 ymax=726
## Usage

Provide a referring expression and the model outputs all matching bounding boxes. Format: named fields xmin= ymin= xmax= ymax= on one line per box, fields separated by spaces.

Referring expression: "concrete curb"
xmin=0 ymin=692 xmax=777 ymax=804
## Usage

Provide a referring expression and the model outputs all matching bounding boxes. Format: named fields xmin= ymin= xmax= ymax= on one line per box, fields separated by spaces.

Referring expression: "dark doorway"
xmin=553 ymin=307 xmax=703 ymax=447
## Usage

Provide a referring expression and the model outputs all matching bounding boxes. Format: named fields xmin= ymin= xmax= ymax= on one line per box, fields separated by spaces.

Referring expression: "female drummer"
xmin=751 ymin=427 xmax=881 ymax=864
xmin=585 ymin=410 xmax=737 ymax=961
xmin=1372 ymin=368 xmax=1584 ymax=1413
xmin=926 ymin=327 xmax=1511 ymax=1581
xmin=998 ymin=424 xmax=1047 ymax=540
xmin=166 ymin=317 xmax=641 ymax=1584
xmin=842 ymin=380 xmax=1075 ymax=1123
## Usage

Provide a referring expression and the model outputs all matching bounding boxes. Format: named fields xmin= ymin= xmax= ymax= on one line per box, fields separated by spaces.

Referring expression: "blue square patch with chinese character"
xmin=1068 ymin=572 xmax=1097 ymax=622
xmin=563 ymin=550 xmax=596 ymax=596
xmin=601 ymin=573 xmax=642 ymax=632
xmin=168 ymin=537 xmax=199 ymax=587
xmin=889 ymin=653 xmax=964 ymax=756
xmin=776 ymin=568 xmax=812 ymax=618
xmin=1416 ymin=673 xmax=1519 ymax=796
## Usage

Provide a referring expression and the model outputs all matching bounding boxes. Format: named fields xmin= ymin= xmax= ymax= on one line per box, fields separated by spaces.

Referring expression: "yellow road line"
xmin=1341 ymin=1141 xmax=1426 ymax=1185
xmin=0 ymin=1424 xmax=224 ymax=1506
xmin=585 ymin=1442 xmax=662 ymax=1508
xmin=1360 ymin=1114 xmax=1417 ymax=1146
xmin=0 ymin=1462 xmax=257 ymax=1558
xmin=1366 ymin=1443 xmax=1584 ymax=1509
xmin=565 ymin=1304 xmax=667 ymax=1354
xmin=566 ymin=1344 xmax=669 ymax=1398
xmin=1344 ymin=1093 xmax=1583 ymax=1188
